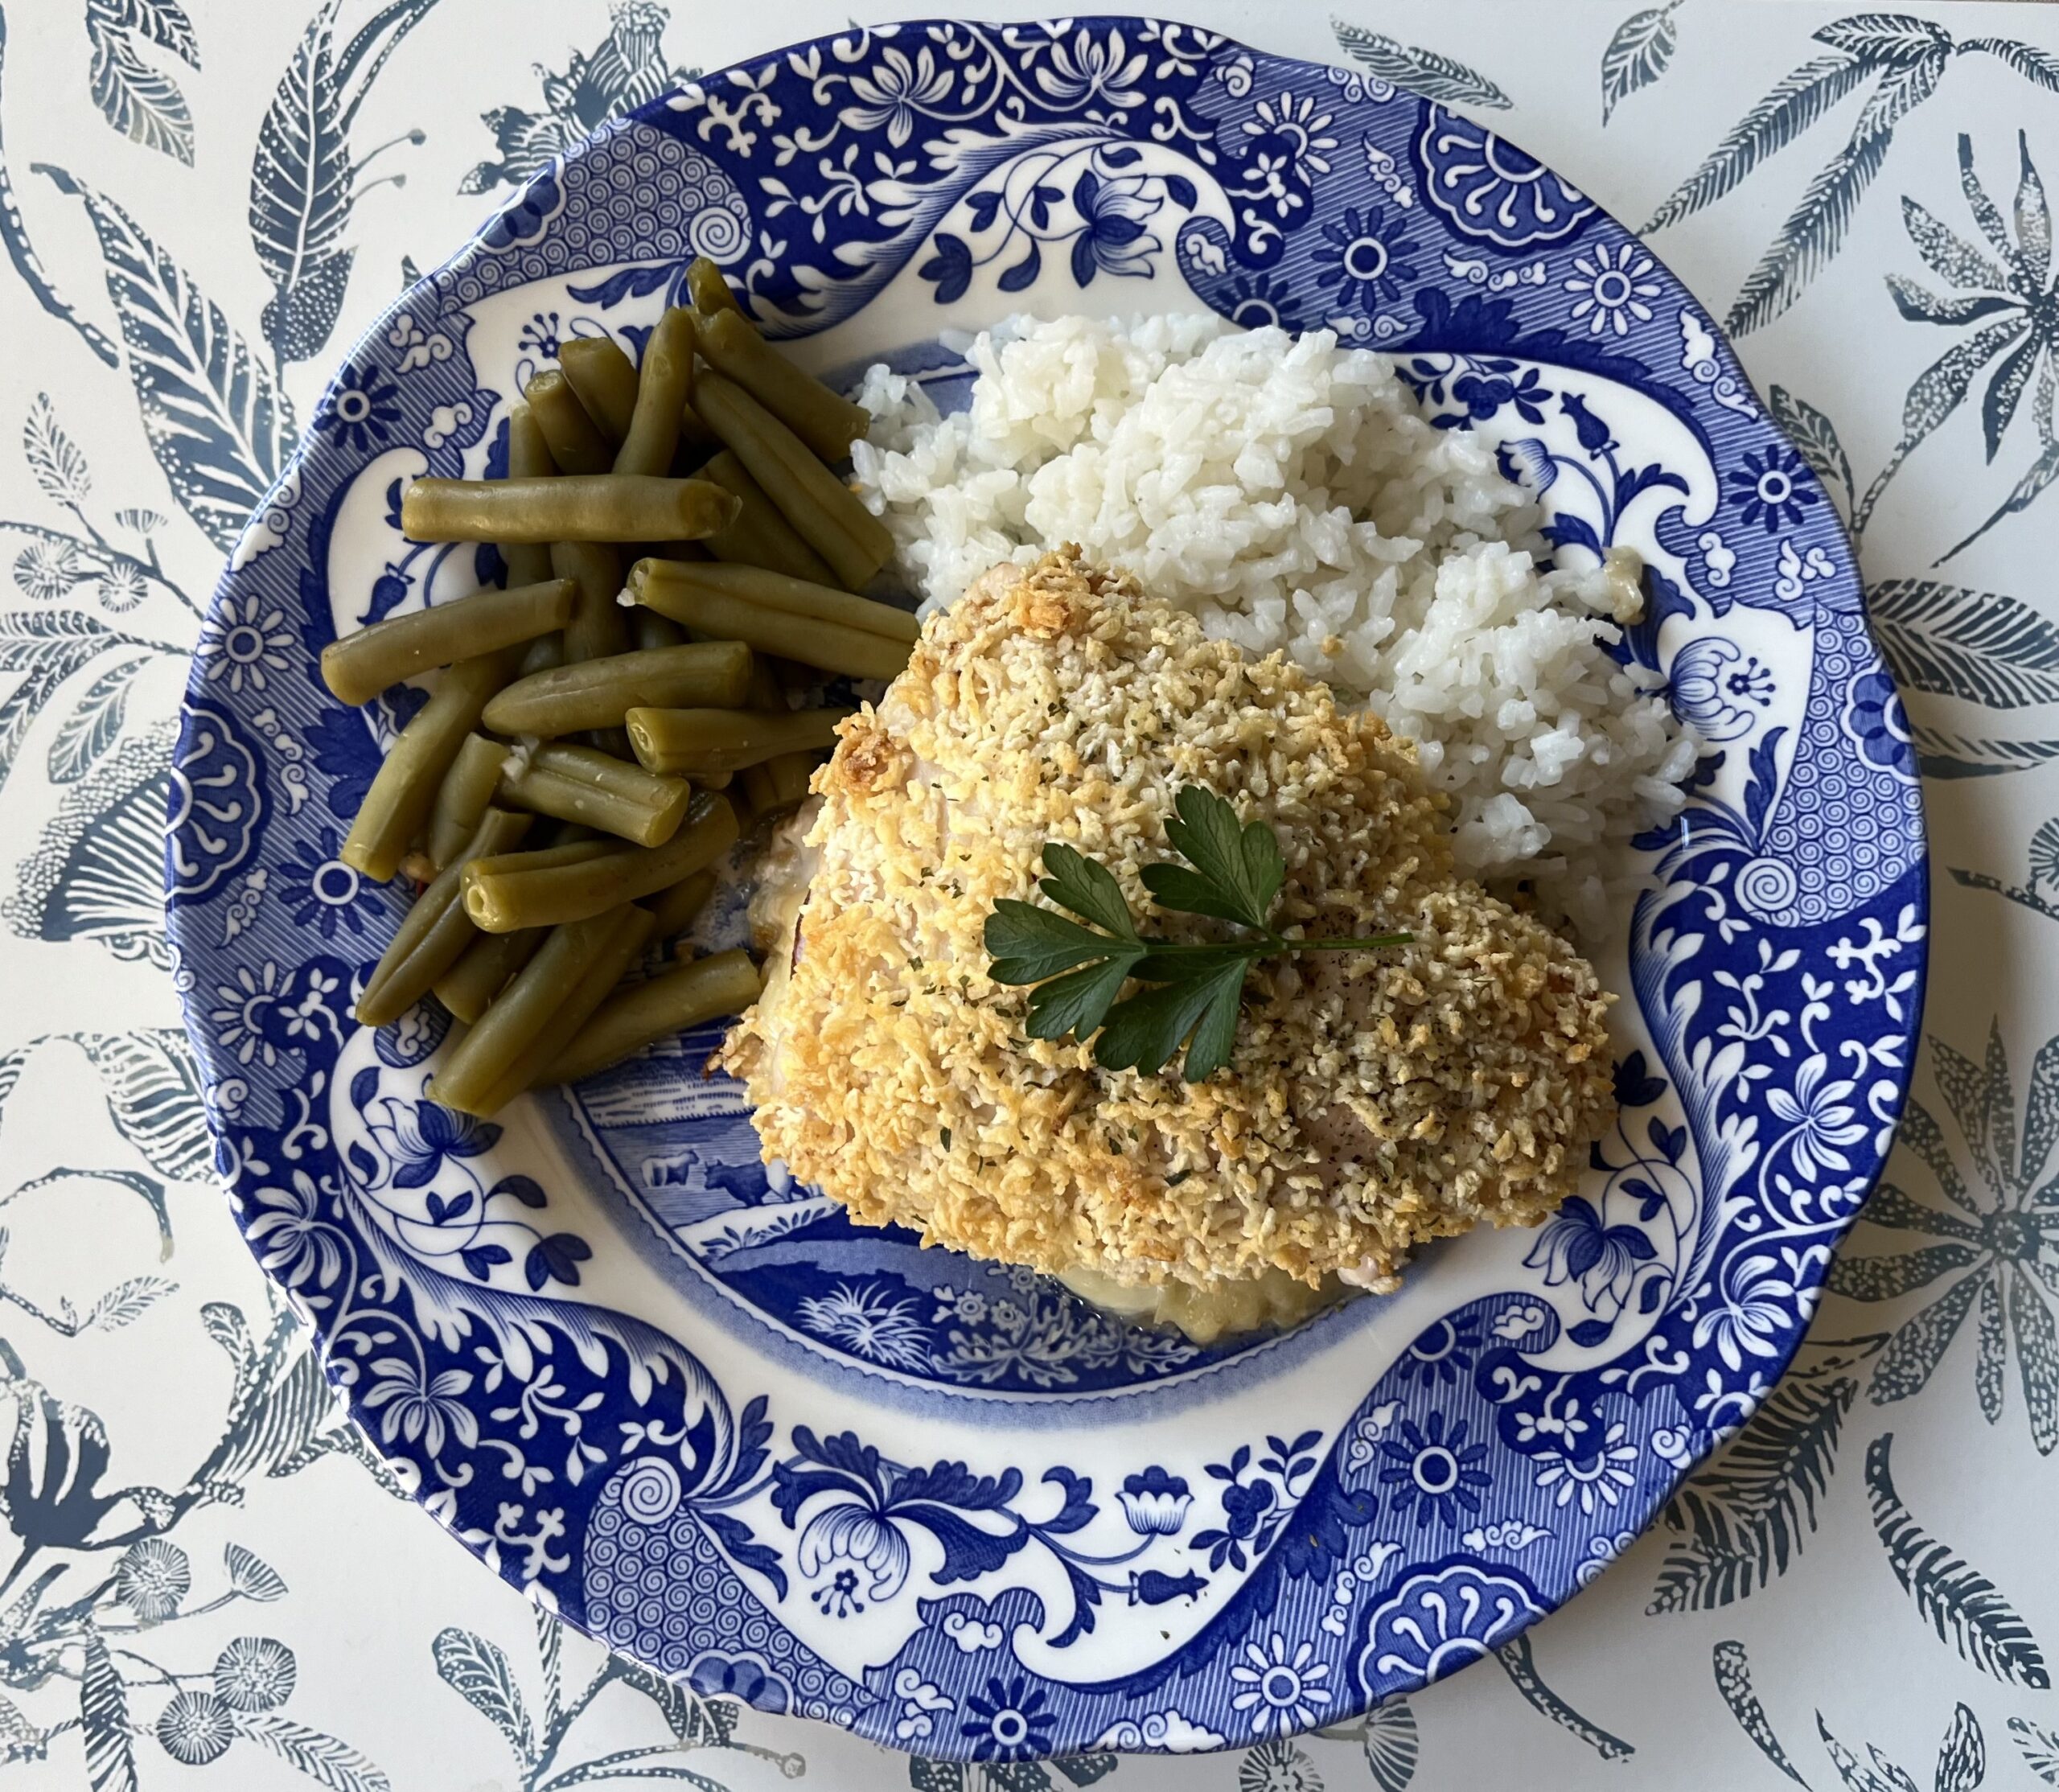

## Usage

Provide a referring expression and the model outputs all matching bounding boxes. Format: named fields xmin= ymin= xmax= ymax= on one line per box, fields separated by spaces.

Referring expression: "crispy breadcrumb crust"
xmin=718 ymin=548 xmax=1615 ymax=1289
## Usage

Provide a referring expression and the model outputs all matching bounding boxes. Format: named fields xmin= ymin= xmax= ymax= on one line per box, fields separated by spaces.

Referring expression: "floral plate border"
xmin=164 ymin=16 xmax=1928 ymax=1760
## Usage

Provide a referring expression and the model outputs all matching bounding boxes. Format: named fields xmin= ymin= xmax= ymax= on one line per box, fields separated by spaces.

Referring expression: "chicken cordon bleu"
xmin=718 ymin=547 xmax=1616 ymax=1334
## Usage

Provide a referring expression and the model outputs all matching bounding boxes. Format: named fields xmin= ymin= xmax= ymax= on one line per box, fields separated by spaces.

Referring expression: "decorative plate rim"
xmin=165 ymin=14 xmax=1929 ymax=1758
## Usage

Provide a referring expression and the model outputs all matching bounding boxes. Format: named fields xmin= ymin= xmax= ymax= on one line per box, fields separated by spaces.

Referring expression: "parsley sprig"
xmin=983 ymin=787 xmax=1412 ymax=1083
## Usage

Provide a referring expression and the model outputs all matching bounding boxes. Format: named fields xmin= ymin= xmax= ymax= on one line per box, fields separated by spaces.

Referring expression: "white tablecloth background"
xmin=0 ymin=2 xmax=2053 ymax=1786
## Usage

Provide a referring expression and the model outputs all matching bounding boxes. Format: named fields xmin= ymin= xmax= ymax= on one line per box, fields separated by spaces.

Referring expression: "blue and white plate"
xmin=166 ymin=18 xmax=1927 ymax=1759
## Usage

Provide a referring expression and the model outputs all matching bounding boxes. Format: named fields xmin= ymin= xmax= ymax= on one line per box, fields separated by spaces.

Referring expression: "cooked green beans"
xmin=682 ymin=560 xmax=918 ymax=643
xmin=628 ymin=558 xmax=910 ymax=680
xmin=518 ymin=632 xmax=564 ymax=676
xmin=484 ymin=642 xmax=754 ymax=737
xmin=320 ymin=579 xmax=574 ymax=706
xmin=401 ymin=476 xmax=739 ymax=545
xmin=549 ymin=540 xmax=631 ymax=666
xmin=356 ymin=808 xmax=532 ymax=1026
xmin=626 ymin=705 xmax=850 ymax=775
xmin=463 ymin=794 xmax=738 ymax=931
xmin=544 ymin=949 xmax=762 ymax=1085
xmin=697 ymin=450 xmax=837 ymax=585
xmin=614 ymin=307 xmax=697 ymax=478
xmin=480 ymin=905 xmax=658 ymax=1111
xmin=687 ymin=256 xmax=742 ymax=317
xmin=428 ymin=905 xmax=646 ymax=1116
xmin=435 ymin=926 xmax=543 ymax=1022
xmin=635 ymin=609 xmax=686 ymax=651
xmin=557 ymin=335 xmax=639 ymax=444
xmin=694 ymin=372 xmax=894 ymax=590
xmin=697 ymin=308 xmax=870 ymax=463
xmin=503 ymin=404 xmax=559 ymax=587
xmin=642 ymin=867 xmax=717 ymax=942
xmin=343 ymin=649 xmax=520 ymax=882
xmin=428 ymin=734 xmax=512 ymax=870
xmin=498 ymin=741 xmax=692 ymax=845
xmin=741 ymin=748 xmax=819 ymax=824
xmin=523 ymin=369 xmax=612 ymax=475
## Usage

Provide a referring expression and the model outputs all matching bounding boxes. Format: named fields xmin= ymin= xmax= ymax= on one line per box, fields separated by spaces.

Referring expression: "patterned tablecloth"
xmin=0 ymin=0 xmax=2053 ymax=1786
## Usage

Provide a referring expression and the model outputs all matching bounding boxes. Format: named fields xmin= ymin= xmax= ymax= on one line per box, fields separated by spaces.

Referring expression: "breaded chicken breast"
xmin=719 ymin=548 xmax=1615 ymax=1301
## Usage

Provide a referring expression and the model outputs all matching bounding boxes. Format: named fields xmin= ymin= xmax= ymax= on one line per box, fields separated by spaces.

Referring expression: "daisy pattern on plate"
xmin=1563 ymin=241 xmax=1661 ymax=336
xmin=201 ymin=590 xmax=295 ymax=694
xmin=1230 ymin=1634 xmax=1332 ymax=1737
xmin=1533 ymin=1422 xmax=1640 ymax=1513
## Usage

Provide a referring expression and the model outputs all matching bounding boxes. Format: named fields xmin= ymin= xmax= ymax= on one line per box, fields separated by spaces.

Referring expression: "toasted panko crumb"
xmin=719 ymin=548 xmax=1616 ymax=1290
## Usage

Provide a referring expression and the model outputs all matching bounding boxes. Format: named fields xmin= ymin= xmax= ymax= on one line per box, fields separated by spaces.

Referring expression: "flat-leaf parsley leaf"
xmin=983 ymin=787 xmax=1412 ymax=1082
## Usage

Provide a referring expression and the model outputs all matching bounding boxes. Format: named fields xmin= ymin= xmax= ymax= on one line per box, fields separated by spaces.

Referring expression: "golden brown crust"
xmin=719 ymin=548 xmax=1616 ymax=1289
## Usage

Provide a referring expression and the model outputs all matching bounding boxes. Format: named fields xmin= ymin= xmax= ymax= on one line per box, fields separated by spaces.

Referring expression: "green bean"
xmin=484 ymin=642 xmax=754 ymax=738
xmin=687 ymin=256 xmax=742 ymax=317
xmin=697 ymin=308 xmax=870 ymax=463
xmin=626 ymin=705 xmax=850 ymax=775
xmin=463 ymin=794 xmax=738 ymax=931
xmin=674 ymin=400 xmax=721 ymax=468
xmin=503 ymin=404 xmax=559 ymax=587
xmin=697 ymin=450 xmax=836 ymax=584
xmin=476 ymin=905 xmax=658 ymax=1112
xmin=694 ymin=372 xmax=894 ymax=590
xmin=435 ymin=927 xmax=544 ymax=1022
xmin=549 ymin=540 xmax=631 ymax=666
xmin=356 ymin=808 xmax=533 ymax=1026
xmin=641 ymin=867 xmax=717 ymax=942
xmin=557 ymin=335 xmax=639 ymax=443
xmin=428 ymin=734 xmax=513 ymax=870
xmin=401 ymin=476 xmax=739 ymax=545
xmin=628 ymin=558 xmax=910 ymax=680
xmin=678 ymin=560 xmax=917 ymax=643
xmin=466 ymin=837 xmax=627 ymax=884
xmin=518 ymin=632 xmax=564 ymax=677
xmin=523 ymin=369 xmax=612 ymax=475
xmin=498 ymin=740 xmax=692 ymax=845
xmin=543 ymin=949 xmax=762 ymax=1085
xmin=635 ymin=609 xmax=686 ymax=651
xmin=614 ymin=307 xmax=697 ymax=478
xmin=343 ymin=649 xmax=520 ymax=881
xmin=692 ymin=771 xmax=734 ymax=791
xmin=320 ymin=579 xmax=574 ymax=706
xmin=743 ymin=749 xmax=820 ymax=824
xmin=427 ymin=905 xmax=644 ymax=1116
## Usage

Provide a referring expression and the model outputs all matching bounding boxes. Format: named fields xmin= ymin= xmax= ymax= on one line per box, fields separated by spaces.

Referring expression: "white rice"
xmin=850 ymin=313 xmax=1695 ymax=934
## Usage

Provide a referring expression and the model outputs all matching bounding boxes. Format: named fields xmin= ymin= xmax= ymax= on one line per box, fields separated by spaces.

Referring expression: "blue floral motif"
xmin=771 ymin=1427 xmax=1138 ymax=1648
xmin=273 ymin=825 xmax=378 ymax=939
xmin=687 ymin=1653 xmax=789 ymax=1714
xmin=1414 ymin=105 xmax=1598 ymax=250
xmin=1378 ymin=1413 xmax=1492 ymax=1527
xmin=364 ymin=1095 xmax=499 ymax=1191
xmin=1117 ymin=1466 xmax=1193 ymax=1535
xmin=1729 ymin=442 xmax=1822 ymax=533
xmin=1844 ymin=668 xmax=1913 ymax=773
xmin=1192 ymin=1433 xmax=1322 ymax=1572
xmin=1358 ymin=1565 xmax=1543 ymax=1691
xmin=1399 ymin=1316 xmax=1480 ymax=1387
xmin=165 ymin=701 xmax=265 ymax=904
xmin=310 ymin=363 xmax=401 ymax=452
xmin=1316 ymin=204 xmax=1420 ymax=308
xmin=1223 ymin=269 xmax=1304 ymax=331
xmin=1067 ymin=166 xmax=1162 ymax=288
xmin=1523 ymin=1194 xmax=1660 ymax=1326
xmin=960 ymin=1675 xmax=1054 ymax=1761
xmin=1671 ymin=636 xmax=1775 ymax=742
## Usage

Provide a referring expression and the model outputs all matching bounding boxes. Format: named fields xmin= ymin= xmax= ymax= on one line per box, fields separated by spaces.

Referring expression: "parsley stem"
xmin=1271 ymin=933 xmax=1415 ymax=952
xmin=1111 ymin=931 xmax=1413 ymax=958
